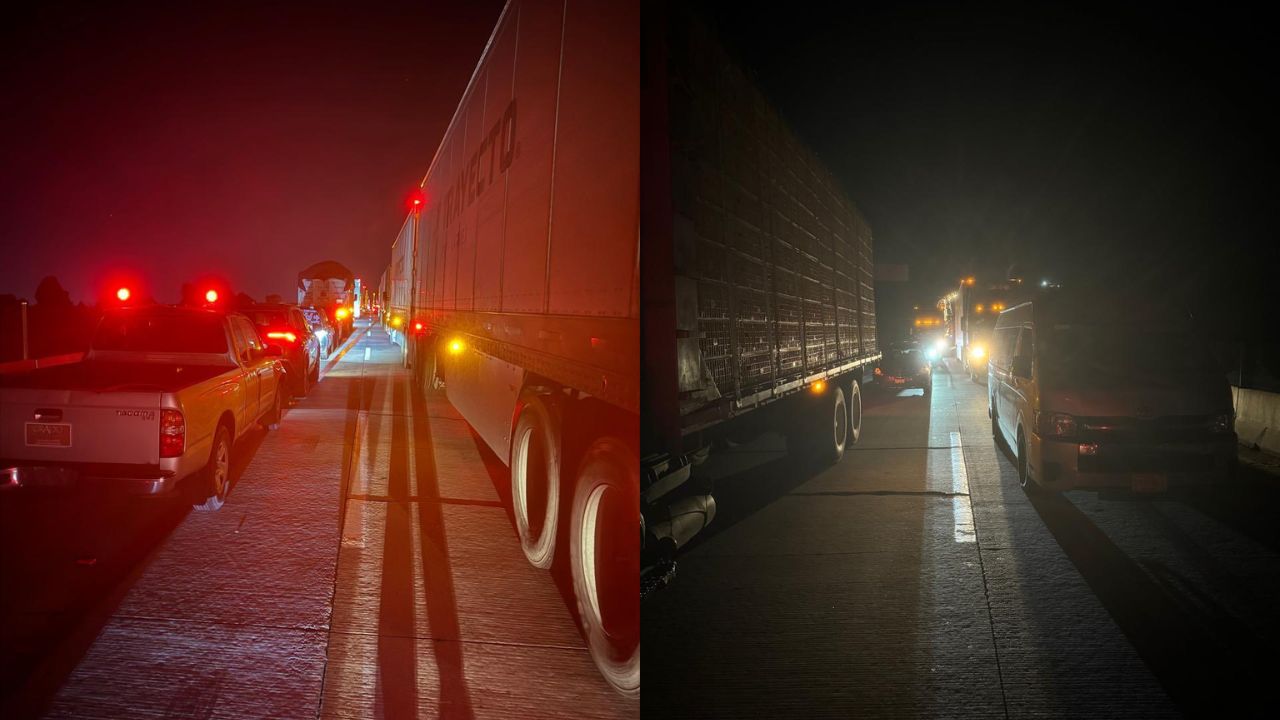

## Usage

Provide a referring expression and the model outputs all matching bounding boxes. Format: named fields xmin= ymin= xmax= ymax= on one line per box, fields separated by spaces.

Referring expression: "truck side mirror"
xmin=1012 ymin=355 xmax=1032 ymax=379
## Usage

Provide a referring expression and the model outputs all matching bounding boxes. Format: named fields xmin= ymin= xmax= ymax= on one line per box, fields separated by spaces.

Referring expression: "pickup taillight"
xmin=160 ymin=409 xmax=185 ymax=458
xmin=266 ymin=331 xmax=298 ymax=344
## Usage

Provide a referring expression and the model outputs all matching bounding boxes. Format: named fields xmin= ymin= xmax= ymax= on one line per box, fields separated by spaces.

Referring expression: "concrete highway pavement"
xmin=1 ymin=321 xmax=634 ymax=719
xmin=643 ymin=360 xmax=1280 ymax=718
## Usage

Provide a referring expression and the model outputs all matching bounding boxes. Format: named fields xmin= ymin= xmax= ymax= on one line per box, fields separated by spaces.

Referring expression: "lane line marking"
xmin=951 ymin=430 xmax=976 ymax=543
xmin=364 ymin=347 xmax=371 ymax=362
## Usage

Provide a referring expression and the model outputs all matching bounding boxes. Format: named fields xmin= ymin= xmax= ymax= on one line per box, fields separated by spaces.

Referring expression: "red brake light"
xmin=116 ymin=287 xmax=131 ymax=301
xmin=160 ymin=409 xmax=185 ymax=458
xmin=266 ymin=331 xmax=298 ymax=344
xmin=205 ymin=289 xmax=219 ymax=303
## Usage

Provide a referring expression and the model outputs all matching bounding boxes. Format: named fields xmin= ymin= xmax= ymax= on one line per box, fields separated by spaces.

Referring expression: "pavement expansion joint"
xmin=323 ymin=627 xmax=586 ymax=653
xmin=790 ymin=489 xmax=971 ymax=498
xmin=850 ymin=444 xmax=962 ymax=450
xmin=110 ymin=613 xmax=332 ymax=635
xmin=345 ymin=494 xmax=504 ymax=508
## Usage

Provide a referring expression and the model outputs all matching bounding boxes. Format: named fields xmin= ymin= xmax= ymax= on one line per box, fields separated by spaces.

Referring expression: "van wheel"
xmin=193 ymin=425 xmax=232 ymax=512
xmin=1016 ymin=428 xmax=1037 ymax=493
xmin=511 ymin=396 xmax=560 ymax=569
xmin=570 ymin=437 xmax=640 ymax=697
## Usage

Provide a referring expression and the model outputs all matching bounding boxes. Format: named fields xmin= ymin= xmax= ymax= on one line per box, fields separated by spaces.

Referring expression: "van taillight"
xmin=160 ymin=409 xmax=185 ymax=458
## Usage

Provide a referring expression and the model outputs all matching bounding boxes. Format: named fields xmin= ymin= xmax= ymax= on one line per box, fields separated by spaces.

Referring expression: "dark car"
xmin=874 ymin=344 xmax=933 ymax=396
xmin=301 ymin=307 xmax=334 ymax=359
xmin=244 ymin=303 xmax=320 ymax=398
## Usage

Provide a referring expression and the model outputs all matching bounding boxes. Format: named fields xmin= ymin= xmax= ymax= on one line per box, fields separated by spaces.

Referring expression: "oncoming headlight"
xmin=969 ymin=344 xmax=987 ymax=361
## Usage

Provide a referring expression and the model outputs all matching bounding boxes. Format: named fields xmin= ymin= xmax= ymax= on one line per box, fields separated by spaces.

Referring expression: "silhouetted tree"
xmin=34 ymin=276 xmax=71 ymax=308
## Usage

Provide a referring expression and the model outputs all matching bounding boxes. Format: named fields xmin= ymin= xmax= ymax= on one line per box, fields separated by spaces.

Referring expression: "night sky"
xmin=2 ymin=0 xmax=504 ymax=304
xmin=699 ymin=1 xmax=1276 ymax=333
xmin=3 ymin=1 xmax=1275 ymax=332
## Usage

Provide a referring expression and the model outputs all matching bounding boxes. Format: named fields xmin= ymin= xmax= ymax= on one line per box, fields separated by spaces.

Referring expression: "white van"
xmin=987 ymin=298 xmax=1237 ymax=493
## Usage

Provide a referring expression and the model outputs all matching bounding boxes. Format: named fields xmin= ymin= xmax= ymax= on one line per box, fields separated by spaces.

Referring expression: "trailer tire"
xmin=511 ymin=396 xmax=560 ymax=569
xmin=788 ymin=384 xmax=847 ymax=466
xmin=570 ymin=436 xmax=640 ymax=697
xmin=848 ymin=379 xmax=863 ymax=445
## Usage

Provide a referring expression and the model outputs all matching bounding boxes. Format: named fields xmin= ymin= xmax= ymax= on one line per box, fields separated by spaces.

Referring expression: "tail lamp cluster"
xmin=160 ymin=409 xmax=185 ymax=458
xmin=266 ymin=330 xmax=298 ymax=344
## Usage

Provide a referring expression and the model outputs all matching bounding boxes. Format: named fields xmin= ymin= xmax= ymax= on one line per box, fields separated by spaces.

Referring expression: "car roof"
xmin=242 ymin=303 xmax=296 ymax=311
xmin=106 ymin=305 xmax=229 ymax=318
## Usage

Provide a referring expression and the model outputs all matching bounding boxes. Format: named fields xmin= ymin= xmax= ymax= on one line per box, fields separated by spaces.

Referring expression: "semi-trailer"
xmin=641 ymin=3 xmax=881 ymax=592
xmin=380 ymin=0 xmax=639 ymax=695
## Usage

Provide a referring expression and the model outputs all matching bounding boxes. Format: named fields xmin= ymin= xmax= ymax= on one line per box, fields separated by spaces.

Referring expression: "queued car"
xmin=243 ymin=303 xmax=320 ymax=398
xmin=0 ymin=306 xmax=286 ymax=510
xmin=301 ymin=307 xmax=334 ymax=359
xmin=873 ymin=343 xmax=933 ymax=396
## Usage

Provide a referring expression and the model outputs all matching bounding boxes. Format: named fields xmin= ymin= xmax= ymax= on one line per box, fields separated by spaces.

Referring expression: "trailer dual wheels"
xmin=787 ymin=383 xmax=848 ymax=466
xmin=511 ymin=396 xmax=560 ymax=569
xmin=570 ymin=436 xmax=640 ymax=697
xmin=847 ymin=379 xmax=863 ymax=445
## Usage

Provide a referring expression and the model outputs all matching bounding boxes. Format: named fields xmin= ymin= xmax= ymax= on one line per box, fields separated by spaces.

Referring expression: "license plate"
xmin=25 ymin=422 xmax=72 ymax=448
xmin=1132 ymin=473 xmax=1167 ymax=493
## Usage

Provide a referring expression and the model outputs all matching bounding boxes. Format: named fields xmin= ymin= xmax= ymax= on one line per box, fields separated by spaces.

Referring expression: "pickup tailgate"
xmin=1 ymin=388 xmax=164 ymax=465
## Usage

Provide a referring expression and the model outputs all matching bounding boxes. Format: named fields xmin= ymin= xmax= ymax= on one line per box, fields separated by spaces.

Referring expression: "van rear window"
xmin=93 ymin=313 xmax=228 ymax=354
xmin=1042 ymin=326 xmax=1215 ymax=382
xmin=249 ymin=311 xmax=289 ymax=328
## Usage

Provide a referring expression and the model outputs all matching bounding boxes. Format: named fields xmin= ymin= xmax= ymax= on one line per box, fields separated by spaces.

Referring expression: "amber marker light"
xmin=448 ymin=338 xmax=465 ymax=355
xmin=810 ymin=379 xmax=827 ymax=394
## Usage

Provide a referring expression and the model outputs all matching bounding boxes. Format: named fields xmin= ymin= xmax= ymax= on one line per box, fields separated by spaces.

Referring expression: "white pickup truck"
xmin=0 ymin=306 xmax=287 ymax=510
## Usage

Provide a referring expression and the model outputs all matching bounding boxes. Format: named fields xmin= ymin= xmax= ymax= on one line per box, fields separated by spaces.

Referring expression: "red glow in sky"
xmin=1 ymin=2 xmax=504 ymax=304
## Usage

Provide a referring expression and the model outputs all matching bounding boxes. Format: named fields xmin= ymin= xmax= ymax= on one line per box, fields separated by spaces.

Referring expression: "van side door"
xmin=1007 ymin=326 xmax=1035 ymax=434
xmin=991 ymin=325 xmax=1018 ymax=436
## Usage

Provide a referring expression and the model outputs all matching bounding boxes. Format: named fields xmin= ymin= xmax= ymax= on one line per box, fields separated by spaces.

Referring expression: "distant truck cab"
xmin=988 ymin=297 xmax=1237 ymax=494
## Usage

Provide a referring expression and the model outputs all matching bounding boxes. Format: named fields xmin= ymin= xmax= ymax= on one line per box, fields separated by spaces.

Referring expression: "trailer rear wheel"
xmin=847 ymin=379 xmax=863 ymax=445
xmin=570 ymin=436 xmax=640 ymax=697
xmin=511 ymin=396 xmax=560 ymax=569
xmin=788 ymin=384 xmax=848 ymax=466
